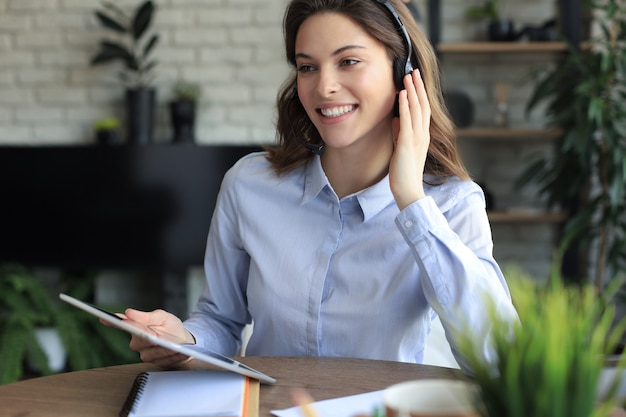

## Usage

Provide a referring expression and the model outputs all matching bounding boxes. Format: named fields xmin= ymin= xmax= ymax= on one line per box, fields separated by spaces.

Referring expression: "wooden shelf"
xmin=488 ymin=211 xmax=568 ymax=223
xmin=437 ymin=42 xmax=568 ymax=53
xmin=457 ymin=127 xmax=562 ymax=140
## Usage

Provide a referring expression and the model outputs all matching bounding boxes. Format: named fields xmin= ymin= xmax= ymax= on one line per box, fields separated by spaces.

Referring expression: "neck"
xmin=321 ymin=139 xmax=393 ymax=199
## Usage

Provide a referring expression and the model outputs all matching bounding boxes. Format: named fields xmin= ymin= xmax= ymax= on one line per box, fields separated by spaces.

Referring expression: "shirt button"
xmin=404 ymin=220 xmax=414 ymax=228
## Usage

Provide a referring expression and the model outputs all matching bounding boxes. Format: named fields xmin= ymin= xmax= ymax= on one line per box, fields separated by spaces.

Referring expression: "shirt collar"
xmin=302 ymin=155 xmax=328 ymax=204
xmin=302 ymin=155 xmax=395 ymax=222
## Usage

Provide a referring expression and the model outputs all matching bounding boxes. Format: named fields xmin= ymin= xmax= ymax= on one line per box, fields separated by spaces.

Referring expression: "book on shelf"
xmin=120 ymin=370 xmax=259 ymax=417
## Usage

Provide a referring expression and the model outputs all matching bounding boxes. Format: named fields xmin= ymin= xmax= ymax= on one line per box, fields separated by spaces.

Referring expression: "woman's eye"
xmin=297 ymin=64 xmax=316 ymax=73
xmin=340 ymin=58 xmax=359 ymax=67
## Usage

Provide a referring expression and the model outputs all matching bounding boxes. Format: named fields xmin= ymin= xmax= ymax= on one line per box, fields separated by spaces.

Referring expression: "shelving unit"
xmin=437 ymin=42 xmax=568 ymax=53
xmin=426 ymin=0 xmax=582 ymax=47
xmin=438 ymin=42 xmax=568 ymax=223
xmin=456 ymin=127 xmax=562 ymax=141
xmin=425 ymin=0 xmax=583 ymax=276
xmin=488 ymin=211 xmax=568 ymax=223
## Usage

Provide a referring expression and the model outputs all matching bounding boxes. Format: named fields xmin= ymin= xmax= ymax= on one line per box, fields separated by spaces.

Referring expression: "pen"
xmin=291 ymin=387 xmax=321 ymax=417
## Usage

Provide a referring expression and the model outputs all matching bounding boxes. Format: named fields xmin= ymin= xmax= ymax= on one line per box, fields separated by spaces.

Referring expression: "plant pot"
xmin=126 ymin=88 xmax=156 ymax=145
xmin=28 ymin=327 xmax=67 ymax=373
xmin=169 ymin=100 xmax=196 ymax=143
xmin=96 ymin=129 xmax=121 ymax=145
xmin=488 ymin=19 xmax=518 ymax=42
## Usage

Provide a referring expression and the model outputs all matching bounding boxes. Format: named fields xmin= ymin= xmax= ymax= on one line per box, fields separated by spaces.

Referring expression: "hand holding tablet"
xmin=58 ymin=293 xmax=276 ymax=384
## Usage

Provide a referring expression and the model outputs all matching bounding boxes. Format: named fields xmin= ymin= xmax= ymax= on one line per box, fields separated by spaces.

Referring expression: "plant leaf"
xmin=94 ymin=11 xmax=127 ymax=34
xmin=142 ymin=34 xmax=159 ymax=59
xmin=132 ymin=0 xmax=154 ymax=41
xmin=90 ymin=41 xmax=134 ymax=69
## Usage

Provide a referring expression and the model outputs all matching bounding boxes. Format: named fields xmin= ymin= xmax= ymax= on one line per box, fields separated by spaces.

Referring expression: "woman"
xmin=122 ymin=0 xmax=518 ymax=373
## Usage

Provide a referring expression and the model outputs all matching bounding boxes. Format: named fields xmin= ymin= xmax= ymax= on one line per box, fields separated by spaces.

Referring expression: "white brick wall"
xmin=1 ymin=0 xmax=561 ymax=279
xmin=0 ymin=0 xmax=295 ymax=145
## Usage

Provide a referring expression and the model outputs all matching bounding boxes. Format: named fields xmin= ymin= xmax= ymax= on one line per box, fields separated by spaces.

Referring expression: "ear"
xmin=391 ymin=114 xmax=400 ymax=146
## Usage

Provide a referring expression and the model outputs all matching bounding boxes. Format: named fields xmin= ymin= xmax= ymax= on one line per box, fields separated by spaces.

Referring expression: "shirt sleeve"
xmin=395 ymin=189 xmax=519 ymax=373
xmin=183 ymin=165 xmax=251 ymax=356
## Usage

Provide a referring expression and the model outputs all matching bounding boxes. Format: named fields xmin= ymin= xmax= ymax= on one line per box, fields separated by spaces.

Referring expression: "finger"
xmin=98 ymin=312 xmax=126 ymax=327
xmin=99 ymin=317 xmax=112 ymax=327
xmin=397 ymin=89 xmax=410 ymax=134
xmin=124 ymin=308 xmax=162 ymax=325
xmin=129 ymin=333 xmax=155 ymax=350
xmin=399 ymin=73 xmax=421 ymax=139
xmin=136 ymin=344 xmax=176 ymax=362
xmin=154 ymin=354 xmax=192 ymax=369
xmin=412 ymin=70 xmax=431 ymax=128
xmin=148 ymin=349 xmax=192 ymax=369
xmin=403 ymin=71 xmax=419 ymax=109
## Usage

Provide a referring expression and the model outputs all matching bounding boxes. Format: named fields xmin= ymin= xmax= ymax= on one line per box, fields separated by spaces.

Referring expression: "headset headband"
xmin=374 ymin=0 xmax=415 ymax=75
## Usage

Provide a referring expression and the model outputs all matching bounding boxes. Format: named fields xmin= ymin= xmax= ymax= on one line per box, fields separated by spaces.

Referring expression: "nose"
xmin=316 ymin=68 xmax=339 ymax=97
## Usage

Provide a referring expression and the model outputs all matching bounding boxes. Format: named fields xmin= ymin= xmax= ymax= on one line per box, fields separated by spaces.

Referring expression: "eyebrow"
xmin=295 ymin=45 xmax=366 ymax=60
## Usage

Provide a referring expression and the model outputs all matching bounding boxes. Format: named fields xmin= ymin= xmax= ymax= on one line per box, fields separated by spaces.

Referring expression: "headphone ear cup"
xmin=393 ymin=57 xmax=406 ymax=90
xmin=392 ymin=58 xmax=405 ymax=117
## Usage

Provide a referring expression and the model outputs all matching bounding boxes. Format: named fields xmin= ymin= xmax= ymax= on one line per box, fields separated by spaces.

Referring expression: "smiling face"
xmin=294 ymin=12 xmax=397 ymax=154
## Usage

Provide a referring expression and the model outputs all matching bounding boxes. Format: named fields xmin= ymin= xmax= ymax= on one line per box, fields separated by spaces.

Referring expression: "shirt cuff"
xmin=395 ymin=196 xmax=447 ymax=243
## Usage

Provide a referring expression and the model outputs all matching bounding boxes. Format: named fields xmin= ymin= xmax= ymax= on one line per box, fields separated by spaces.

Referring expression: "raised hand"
xmin=389 ymin=69 xmax=431 ymax=211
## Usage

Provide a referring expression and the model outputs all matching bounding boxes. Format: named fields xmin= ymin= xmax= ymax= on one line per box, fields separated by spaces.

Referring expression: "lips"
xmin=318 ymin=104 xmax=356 ymax=118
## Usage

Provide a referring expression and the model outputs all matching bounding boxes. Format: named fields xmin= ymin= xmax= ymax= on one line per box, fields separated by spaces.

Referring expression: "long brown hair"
xmin=265 ymin=0 xmax=469 ymax=182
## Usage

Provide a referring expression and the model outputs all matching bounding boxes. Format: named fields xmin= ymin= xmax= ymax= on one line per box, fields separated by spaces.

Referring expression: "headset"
xmin=375 ymin=0 xmax=415 ymax=89
xmin=289 ymin=0 xmax=415 ymax=154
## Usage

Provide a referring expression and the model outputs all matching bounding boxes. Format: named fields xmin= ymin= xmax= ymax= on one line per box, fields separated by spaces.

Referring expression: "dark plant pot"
xmin=126 ymin=88 xmax=156 ymax=145
xmin=96 ymin=129 xmax=121 ymax=145
xmin=169 ymin=100 xmax=196 ymax=143
xmin=488 ymin=20 xmax=518 ymax=42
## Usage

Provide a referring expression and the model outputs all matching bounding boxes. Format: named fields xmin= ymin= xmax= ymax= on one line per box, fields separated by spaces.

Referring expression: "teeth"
xmin=320 ymin=105 xmax=354 ymax=118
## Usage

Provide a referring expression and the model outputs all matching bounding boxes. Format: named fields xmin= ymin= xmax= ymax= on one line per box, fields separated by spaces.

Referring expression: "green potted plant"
xmin=465 ymin=0 xmax=518 ymax=41
xmin=93 ymin=116 xmax=121 ymax=145
xmin=0 ymin=263 xmax=138 ymax=384
xmin=459 ymin=261 xmax=626 ymax=417
xmin=516 ymin=0 xmax=626 ymax=292
xmin=0 ymin=263 xmax=58 ymax=383
xmin=91 ymin=0 xmax=159 ymax=144
xmin=169 ymin=80 xmax=202 ymax=143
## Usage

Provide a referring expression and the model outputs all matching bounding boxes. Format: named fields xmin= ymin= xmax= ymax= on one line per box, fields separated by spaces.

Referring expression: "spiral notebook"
xmin=120 ymin=370 xmax=259 ymax=417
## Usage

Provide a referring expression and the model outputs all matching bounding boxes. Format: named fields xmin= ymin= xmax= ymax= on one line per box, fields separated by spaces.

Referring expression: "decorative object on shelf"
xmin=90 ymin=1 xmax=159 ymax=145
xmin=93 ymin=116 xmax=121 ymax=145
xmin=459 ymin=262 xmax=626 ymax=417
xmin=493 ymin=81 xmax=509 ymax=127
xmin=169 ymin=80 xmax=201 ymax=143
xmin=465 ymin=0 xmax=520 ymax=42
xmin=443 ymin=89 xmax=475 ymax=128
xmin=487 ymin=20 xmax=519 ymax=42
xmin=517 ymin=0 xmax=626 ymax=291
xmin=0 ymin=263 xmax=138 ymax=384
xmin=520 ymin=18 xmax=557 ymax=42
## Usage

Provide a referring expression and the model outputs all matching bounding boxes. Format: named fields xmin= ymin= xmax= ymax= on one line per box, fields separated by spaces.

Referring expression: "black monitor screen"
xmin=0 ymin=145 xmax=262 ymax=270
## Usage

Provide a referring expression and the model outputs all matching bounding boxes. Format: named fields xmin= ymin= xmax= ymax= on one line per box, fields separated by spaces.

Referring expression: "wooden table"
xmin=0 ymin=356 xmax=463 ymax=417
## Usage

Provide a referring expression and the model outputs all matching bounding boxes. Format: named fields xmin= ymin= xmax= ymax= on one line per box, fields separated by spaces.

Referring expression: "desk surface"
xmin=0 ymin=356 xmax=462 ymax=417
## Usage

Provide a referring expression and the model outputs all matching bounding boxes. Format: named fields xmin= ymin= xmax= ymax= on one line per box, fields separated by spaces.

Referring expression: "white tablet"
xmin=58 ymin=293 xmax=276 ymax=384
